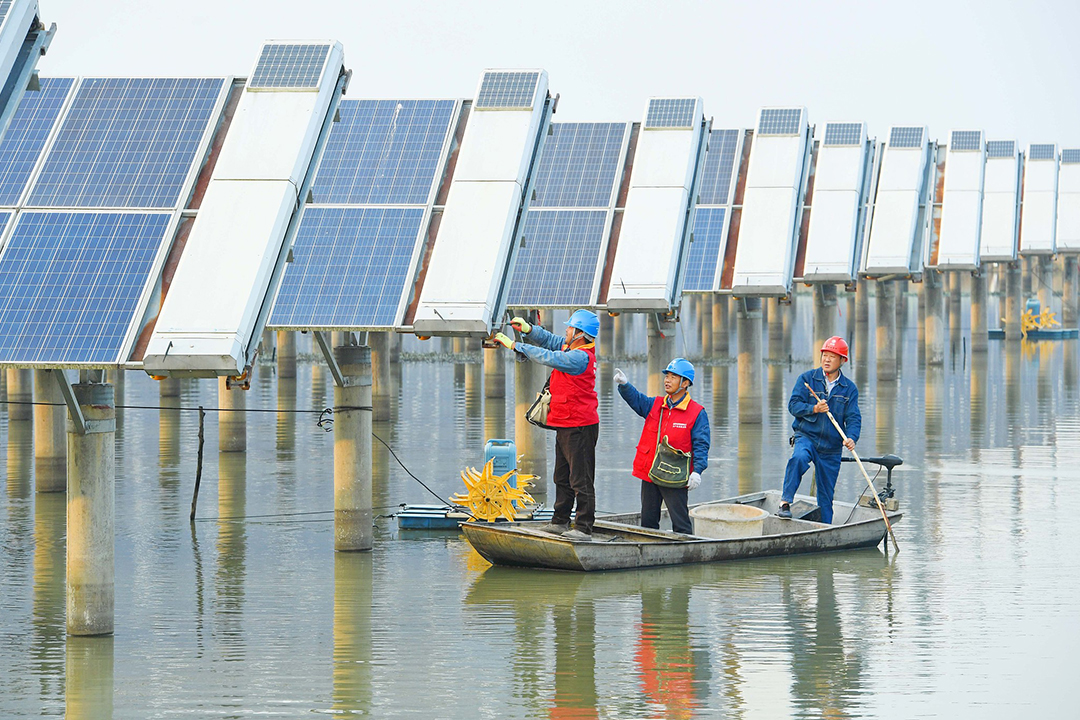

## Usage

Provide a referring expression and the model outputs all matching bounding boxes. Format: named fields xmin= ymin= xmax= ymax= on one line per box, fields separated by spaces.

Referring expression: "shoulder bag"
xmin=525 ymin=372 xmax=555 ymax=430
xmin=648 ymin=406 xmax=692 ymax=488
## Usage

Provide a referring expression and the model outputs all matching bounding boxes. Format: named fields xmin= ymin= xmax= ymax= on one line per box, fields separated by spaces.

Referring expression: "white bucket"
xmin=689 ymin=503 xmax=769 ymax=540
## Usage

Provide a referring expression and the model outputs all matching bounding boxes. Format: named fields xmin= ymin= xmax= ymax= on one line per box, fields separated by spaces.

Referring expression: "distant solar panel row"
xmin=1062 ymin=149 xmax=1080 ymax=165
xmin=758 ymin=108 xmax=802 ymax=136
xmin=475 ymin=71 xmax=539 ymax=109
xmin=1029 ymin=144 xmax=1057 ymax=161
xmin=950 ymin=130 xmax=982 ymax=151
xmin=0 ymin=77 xmax=73 ymax=206
xmin=506 ymin=210 xmax=607 ymax=307
xmin=889 ymin=126 xmax=924 ymax=149
xmin=530 ymin=122 xmax=626 ymax=208
xmin=986 ymin=140 xmax=1016 ymax=159
xmin=0 ymin=1 xmax=11 ymax=30
xmin=249 ymin=43 xmax=330 ymax=90
xmin=645 ymin=98 xmax=697 ymax=129
xmin=823 ymin=122 xmax=863 ymax=147
xmin=683 ymin=207 xmax=727 ymax=292
xmin=697 ymin=129 xmax=740 ymax=206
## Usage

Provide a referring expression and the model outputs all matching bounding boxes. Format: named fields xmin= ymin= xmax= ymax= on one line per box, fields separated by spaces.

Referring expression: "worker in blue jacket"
xmin=779 ymin=336 xmax=861 ymax=524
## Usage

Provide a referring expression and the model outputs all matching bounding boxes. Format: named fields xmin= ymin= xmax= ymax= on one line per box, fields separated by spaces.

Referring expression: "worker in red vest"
xmin=494 ymin=310 xmax=600 ymax=540
xmin=614 ymin=358 xmax=710 ymax=535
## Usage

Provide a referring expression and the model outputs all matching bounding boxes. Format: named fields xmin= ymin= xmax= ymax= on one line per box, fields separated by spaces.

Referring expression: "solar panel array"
xmin=986 ymin=140 xmax=1016 ymax=159
xmin=249 ymin=43 xmax=330 ymax=90
xmin=269 ymin=98 xmax=459 ymax=329
xmin=1029 ymin=144 xmax=1057 ymax=161
xmin=0 ymin=1 xmax=11 ymax=27
xmin=889 ymin=126 xmax=924 ymax=149
xmin=823 ymin=122 xmax=864 ymax=147
xmin=505 ymin=122 xmax=628 ymax=307
xmin=475 ymin=71 xmax=540 ymax=110
xmin=758 ymin=108 xmax=802 ymax=136
xmin=950 ymin=130 xmax=983 ymax=151
xmin=697 ymin=129 xmax=741 ymax=205
xmin=0 ymin=77 xmax=73 ymax=205
xmin=1062 ymin=149 xmax=1080 ymax=165
xmin=644 ymin=98 xmax=698 ymax=129
xmin=684 ymin=128 xmax=742 ymax=292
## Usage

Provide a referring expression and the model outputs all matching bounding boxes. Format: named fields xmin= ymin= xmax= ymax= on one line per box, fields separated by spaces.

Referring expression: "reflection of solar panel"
xmin=950 ymin=130 xmax=983 ymax=151
xmin=986 ymin=140 xmax=1016 ymax=159
xmin=475 ymin=71 xmax=539 ymax=109
xmin=0 ymin=78 xmax=73 ymax=206
xmin=683 ymin=207 xmax=727 ymax=291
xmin=823 ymin=122 xmax=863 ymax=147
xmin=0 ymin=211 xmax=171 ymax=364
xmin=697 ymin=129 xmax=740 ymax=205
xmin=506 ymin=210 xmax=608 ymax=307
xmin=1029 ymin=144 xmax=1057 ymax=161
xmin=1062 ymin=149 xmax=1080 ymax=164
xmin=889 ymin=126 xmax=924 ymax=149
xmin=27 ymin=78 xmax=225 ymax=208
xmin=758 ymin=108 xmax=802 ymax=136
xmin=270 ymin=207 xmax=424 ymax=328
xmin=310 ymin=99 xmax=456 ymax=205
xmin=249 ymin=43 xmax=330 ymax=89
xmin=531 ymin=123 xmax=626 ymax=208
xmin=644 ymin=98 xmax=698 ymax=129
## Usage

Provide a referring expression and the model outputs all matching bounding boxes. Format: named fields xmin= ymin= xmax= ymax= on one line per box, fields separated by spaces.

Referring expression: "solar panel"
xmin=889 ymin=126 xmax=924 ymax=149
xmin=823 ymin=122 xmax=864 ymax=147
xmin=950 ymin=130 xmax=983 ymax=152
xmin=309 ymin=99 xmax=457 ymax=205
xmin=0 ymin=211 xmax=171 ymax=364
xmin=269 ymin=207 xmax=424 ymax=328
xmin=0 ymin=77 xmax=74 ymax=206
xmin=644 ymin=99 xmax=698 ymax=129
xmin=26 ymin=77 xmax=225 ymax=209
xmin=697 ymin=129 xmax=740 ymax=205
xmin=986 ymin=140 xmax=1016 ymax=159
xmin=475 ymin=71 xmax=540 ymax=110
xmin=530 ymin=123 xmax=626 ymax=208
xmin=757 ymin=108 xmax=802 ymax=136
xmin=1062 ymin=149 xmax=1080 ymax=165
xmin=249 ymin=43 xmax=331 ymax=90
xmin=0 ymin=2 xmax=11 ymax=28
xmin=506 ymin=210 xmax=607 ymax=307
xmin=682 ymin=207 xmax=727 ymax=292
xmin=1029 ymin=144 xmax=1057 ymax=161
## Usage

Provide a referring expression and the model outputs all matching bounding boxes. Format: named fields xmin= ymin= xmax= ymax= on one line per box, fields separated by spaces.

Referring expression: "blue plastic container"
xmin=484 ymin=439 xmax=517 ymax=488
xmin=1026 ymin=297 xmax=1041 ymax=315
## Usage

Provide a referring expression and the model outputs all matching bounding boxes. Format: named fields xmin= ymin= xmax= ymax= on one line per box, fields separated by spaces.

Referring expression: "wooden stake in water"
xmin=189 ymin=406 xmax=206 ymax=522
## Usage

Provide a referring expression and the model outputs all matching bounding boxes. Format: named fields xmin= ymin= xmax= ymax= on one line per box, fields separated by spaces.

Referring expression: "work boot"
xmin=536 ymin=522 xmax=569 ymax=534
xmin=777 ymin=502 xmax=792 ymax=519
xmin=561 ymin=529 xmax=592 ymax=541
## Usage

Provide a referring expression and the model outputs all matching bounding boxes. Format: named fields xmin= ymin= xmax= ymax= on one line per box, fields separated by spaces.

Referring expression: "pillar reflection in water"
xmin=332 ymin=553 xmax=373 ymax=716
xmin=970 ymin=351 xmax=988 ymax=447
xmin=277 ymin=377 xmax=297 ymax=458
xmin=737 ymin=422 xmax=763 ymax=495
xmin=1005 ymin=341 xmax=1022 ymax=434
xmin=216 ymin=452 xmax=247 ymax=640
xmin=767 ymin=364 xmax=786 ymax=427
xmin=159 ymin=394 xmax=181 ymax=488
xmin=925 ymin=366 xmax=945 ymax=455
xmin=550 ymin=599 xmax=598 ymax=718
xmin=711 ymin=366 xmax=729 ymax=429
xmin=1065 ymin=342 xmax=1077 ymax=397
xmin=32 ymin=492 xmax=66 ymax=703
xmin=65 ymin=636 xmax=113 ymax=720
xmin=464 ymin=362 xmax=484 ymax=450
xmin=636 ymin=585 xmax=702 ymax=718
xmin=371 ymin=420 xmax=392 ymax=514
xmin=311 ymin=363 xmax=328 ymax=408
xmin=875 ymin=380 xmax=897 ymax=455
xmin=7 ymin=418 xmax=32 ymax=497
xmin=484 ymin=394 xmax=507 ymax=443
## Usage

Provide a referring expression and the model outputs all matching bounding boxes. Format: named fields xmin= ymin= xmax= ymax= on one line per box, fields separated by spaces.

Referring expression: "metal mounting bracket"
xmin=51 ymin=369 xmax=86 ymax=436
xmin=314 ymin=331 xmax=347 ymax=388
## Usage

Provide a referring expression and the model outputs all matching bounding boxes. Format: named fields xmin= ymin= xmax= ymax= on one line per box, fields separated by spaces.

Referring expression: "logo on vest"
xmin=673 ymin=422 xmax=687 ymax=429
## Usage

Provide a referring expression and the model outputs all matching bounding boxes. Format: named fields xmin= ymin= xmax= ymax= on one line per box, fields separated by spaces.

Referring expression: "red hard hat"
xmin=820 ymin=336 xmax=849 ymax=360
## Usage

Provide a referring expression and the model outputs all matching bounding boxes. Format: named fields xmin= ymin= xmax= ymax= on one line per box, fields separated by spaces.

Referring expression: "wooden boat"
xmin=461 ymin=489 xmax=902 ymax=572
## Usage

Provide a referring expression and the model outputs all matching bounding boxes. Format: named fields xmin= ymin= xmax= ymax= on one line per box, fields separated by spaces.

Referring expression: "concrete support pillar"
xmin=334 ymin=345 xmax=373 ymax=552
xmin=277 ymin=331 xmax=297 ymax=379
xmin=924 ymin=269 xmax=945 ymax=366
xmin=388 ymin=332 xmax=402 ymax=364
xmin=768 ymin=298 xmax=784 ymax=360
xmin=261 ymin=328 xmax=275 ymax=356
xmin=812 ymin=285 xmax=837 ymax=358
xmin=1064 ymin=256 xmax=1078 ymax=327
xmin=6 ymin=368 xmax=32 ymax=420
xmin=1022 ymin=255 xmax=1033 ymax=296
xmin=876 ymin=280 xmax=897 ymax=381
xmin=515 ymin=354 xmax=548 ymax=496
xmin=66 ymin=383 xmax=115 ymax=636
xmin=34 ymin=370 xmax=66 ymax=492
xmin=948 ymin=271 xmax=963 ymax=331
xmin=711 ymin=298 xmax=728 ymax=357
xmin=1037 ymin=254 xmax=1054 ymax=312
xmin=217 ymin=377 xmax=246 ymax=453
xmin=159 ymin=376 xmax=180 ymax=400
xmin=1004 ymin=262 xmax=1023 ymax=340
xmin=971 ymin=273 xmax=988 ymax=352
xmin=855 ymin=279 xmax=869 ymax=326
xmin=611 ymin=314 xmax=627 ymax=358
xmin=736 ymin=298 xmax=763 ymax=425
xmin=599 ymin=312 xmax=614 ymax=357
xmin=368 ymin=332 xmax=391 ymax=422
xmin=647 ymin=314 xmax=676 ymax=396
xmin=895 ymin=279 xmax=908 ymax=328
xmin=483 ymin=348 xmax=506 ymax=398
xmin=700 ymin=295 xmax=714 ymax=357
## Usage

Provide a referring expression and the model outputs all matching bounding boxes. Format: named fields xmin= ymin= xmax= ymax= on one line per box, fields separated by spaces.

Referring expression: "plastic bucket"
xmin=484 ymin=439 xmax=517 ymax=487
xmin=689 ymin=503 xmax=769 ymax=539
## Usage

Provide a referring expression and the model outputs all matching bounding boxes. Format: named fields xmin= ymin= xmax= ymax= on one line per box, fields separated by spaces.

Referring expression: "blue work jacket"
xmin=788 ymin=368 xmax=861 ymax=453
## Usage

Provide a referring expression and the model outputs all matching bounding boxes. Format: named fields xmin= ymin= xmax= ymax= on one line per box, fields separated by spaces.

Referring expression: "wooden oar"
xmin=804 ymin=382 xmax=900 ymax=554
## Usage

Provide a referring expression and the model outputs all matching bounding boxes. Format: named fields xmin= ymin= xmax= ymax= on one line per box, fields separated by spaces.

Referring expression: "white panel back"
xmin=803 ymin=139 xmax=868 ymax=283
xmin=936 ymin=139 xmax=985 ymax=269
xmin=1020 ymin=148 xmax=1058 ymax=255
xmin=213 ymin=92 xmax=326 ymax=186
xmin=1056 ymin=160 xmax=1080 ymax=252
xmin=863 ymin=129 xmax=929 ymax=275
xmin=0 ymin=1 xmax=39 ymax=106
xmin=452 ymin=108 xmax=546 ymax=185
xmin=980 ymin=151 xmax=1020 ymax=261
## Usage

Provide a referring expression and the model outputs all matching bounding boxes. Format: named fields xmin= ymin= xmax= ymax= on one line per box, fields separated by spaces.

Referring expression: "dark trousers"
xmin=552 ymin=424 xmax=599 ymax=533
xmin=640 ymin=480 xmax=693 ymax=535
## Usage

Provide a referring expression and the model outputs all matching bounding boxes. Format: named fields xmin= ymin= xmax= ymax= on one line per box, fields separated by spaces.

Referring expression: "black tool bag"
xmin=647 ymin=408 xmax=691 ymax=488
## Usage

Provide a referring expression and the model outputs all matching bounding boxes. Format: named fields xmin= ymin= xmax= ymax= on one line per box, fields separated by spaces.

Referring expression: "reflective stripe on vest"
xmin=632 ymin=396 xmax=704 ymax=482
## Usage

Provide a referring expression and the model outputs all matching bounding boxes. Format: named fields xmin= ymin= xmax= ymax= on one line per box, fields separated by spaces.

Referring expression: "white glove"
xmin=613 ymin=368 xmax=627 ymax=385
xmin=687 ymin=472 xmax=701 ymax=491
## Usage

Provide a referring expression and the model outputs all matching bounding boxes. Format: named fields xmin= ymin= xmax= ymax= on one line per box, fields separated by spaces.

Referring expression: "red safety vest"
xmin=632 ymin=395 xmax=704 ymax=482
xmin=546 ymin=343 xmax=598 ymax=428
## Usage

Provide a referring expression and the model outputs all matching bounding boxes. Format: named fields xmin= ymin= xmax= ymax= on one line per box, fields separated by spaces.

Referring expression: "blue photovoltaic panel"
xmin=1062 ymin=149 xmax=1080 ymax=164
xmin=530 ymin=123 xmax=626 ymax=208
xmin=475 ymin=71 xmax=539 ymax=109
xmin=506 ymin=210 xmax=607 ymax=307
xmin=27 ymin=77 xmax=225 ymax=209
xmin=758 ymin=108 xmax=802 ymax=136
xmin=1029 ymin=144 xmax=1057 ymax=161
xmin=249 ymin=43 xmax=330 ymax=89
xmin=697 ymin=129 xmax=740 ymax=205
xmin=889 ymin=126 xmax=924 ymax=149
xmin=269 ymin=207 xmax=424 ymax=328
xmin=823 ymin=123 xmax=863 ymax=147
xmin=310 ymin=99 xmax=457 ymax=205
xmin=683 ymin=207 xmax=727 ymax=292
xmin=0 ymin=77 xmax=74 ymax=206
xmin=986 ymin=140 xmax=1016 ymax=159
xmin=0 ymin=2 xmax=11 ymax=28
xmin=645 ymin=99 xmax=698 ymax=129
xmin=950 ymin=130 xmax=983 ymax=151
xmin=0 ymin=211 xmax=171 ymax=364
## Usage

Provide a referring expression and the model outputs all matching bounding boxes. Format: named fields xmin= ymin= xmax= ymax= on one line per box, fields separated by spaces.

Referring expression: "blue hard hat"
xmin=565 ymin=309 xmax=600 ymax=338
xmin=664 ymin=357 xmax=695 ymax=385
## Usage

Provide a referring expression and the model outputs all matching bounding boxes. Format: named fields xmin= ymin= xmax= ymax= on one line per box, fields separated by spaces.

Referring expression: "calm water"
xmin=1 ymin=290 xmax=1078 ymax=718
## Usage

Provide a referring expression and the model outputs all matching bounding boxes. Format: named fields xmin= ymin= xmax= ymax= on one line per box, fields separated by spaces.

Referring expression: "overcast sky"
xmin=35 ymin=0 xmax=1080 ymax=145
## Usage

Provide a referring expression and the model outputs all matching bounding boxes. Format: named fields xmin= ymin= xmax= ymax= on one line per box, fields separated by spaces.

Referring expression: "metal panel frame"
xmin=933 ymin=129 xmax=986 ymax=270
xmin=1019 ymin=143 xmax=1058 ymax=255
xmin=861 ymin=126 xmax=932 ymax=277
xmin=683 ymin=127 xmax=745 ymax=293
